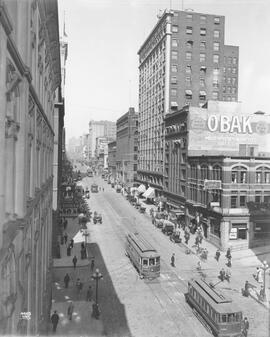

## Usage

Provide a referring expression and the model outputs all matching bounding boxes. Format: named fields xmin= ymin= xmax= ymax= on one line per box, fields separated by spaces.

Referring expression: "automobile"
xmin=170 ymin=232 xmax=182 ymax=243
xmin=161 ymin=220 xmax=175 ymax=235
xmin=111 ymin=183 xmax=115 ymax=188
xmin=93 ymin=212 xmax=102 ymax=224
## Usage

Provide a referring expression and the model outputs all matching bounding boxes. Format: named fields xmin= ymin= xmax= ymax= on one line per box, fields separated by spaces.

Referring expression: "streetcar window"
xmin=156 ymin=257 xmax=160 ymax=264
xmin=149 ymin=258 xmax=155 ymax=265
xmin=228 ymin=314 xmax=235 ymax=322
xmin=143 ymin=259 xmax=148 ymax=266
xmin=222 ymin=315 xmax=227 ymax=323
xmin=235 ymin=313 xmax=241 ymax=322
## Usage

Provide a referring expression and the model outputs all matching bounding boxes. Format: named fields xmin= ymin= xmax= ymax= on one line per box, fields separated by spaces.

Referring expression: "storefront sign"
xmin=204 ymin=180 xmax=221 ymax=190
xmin=229 ymin=228 xmax=238 ymax=239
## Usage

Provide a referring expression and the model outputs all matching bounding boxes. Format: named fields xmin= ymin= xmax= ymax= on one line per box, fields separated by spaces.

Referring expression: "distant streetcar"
xmin=91 ymin=183 xmax=98 ymax=193
xmin=125 ymin=232 xmax=160 ymax=279
xmin=185 ymin=278 xmax=243 ymax=337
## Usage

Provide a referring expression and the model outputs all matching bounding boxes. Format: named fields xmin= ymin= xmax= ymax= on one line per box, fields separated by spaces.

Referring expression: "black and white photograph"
xmin=0 ymin=0 xmax=269 ymax=336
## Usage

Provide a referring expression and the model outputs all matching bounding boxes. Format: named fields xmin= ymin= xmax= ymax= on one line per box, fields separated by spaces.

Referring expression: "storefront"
xmin=229 ymin=223 xmax=248 ymax=241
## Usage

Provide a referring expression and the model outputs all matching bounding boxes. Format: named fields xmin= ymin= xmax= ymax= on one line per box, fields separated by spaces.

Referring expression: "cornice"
xmin=0 ymin=0 xmax=13 ymax=35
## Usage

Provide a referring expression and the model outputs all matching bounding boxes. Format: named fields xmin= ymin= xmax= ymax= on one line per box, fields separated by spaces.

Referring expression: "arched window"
xmin=201 ymin=164 xmax=208 ymax=180
xmin=256 ymin=166 xmax=270 ymax=183
xmin=190 ymin=164 xmax=197 ymax=179
xmin=213 ymin=165 xmax=222 ymax=180
xmin=231 ymin=166 xmax=247 ymax=183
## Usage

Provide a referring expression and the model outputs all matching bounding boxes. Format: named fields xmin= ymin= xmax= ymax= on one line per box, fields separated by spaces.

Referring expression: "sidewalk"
xmin=50 ymin=217 xmax=104 ymax=336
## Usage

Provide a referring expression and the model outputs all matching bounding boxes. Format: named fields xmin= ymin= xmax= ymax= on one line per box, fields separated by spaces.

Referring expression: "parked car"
xmin=161 ymin=220 xmax=175 ymax=235
xmin=93 ymin=212 xmax=102 ymax=224
xmin=170 ymin=232 xmax=182 ymax=243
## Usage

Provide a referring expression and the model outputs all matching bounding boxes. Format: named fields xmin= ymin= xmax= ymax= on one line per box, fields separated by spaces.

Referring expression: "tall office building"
xmin=137 ymin=9 xmax=239 ymax=195
xmin=88 ymin=120 xmax=116 ymax=158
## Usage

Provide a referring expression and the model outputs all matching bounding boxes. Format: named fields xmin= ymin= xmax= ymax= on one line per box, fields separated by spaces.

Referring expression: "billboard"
xmin=188 ymin=101 xmax=270 ymax=157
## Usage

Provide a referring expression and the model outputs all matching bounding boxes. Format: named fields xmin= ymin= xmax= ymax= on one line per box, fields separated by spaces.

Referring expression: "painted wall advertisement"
xmin=187 ymin=101 xmax=270 ymax=156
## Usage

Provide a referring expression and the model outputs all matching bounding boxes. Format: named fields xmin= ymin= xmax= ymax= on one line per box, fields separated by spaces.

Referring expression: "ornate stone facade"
xmin=0 ymin=0 xmax=61 ymax=335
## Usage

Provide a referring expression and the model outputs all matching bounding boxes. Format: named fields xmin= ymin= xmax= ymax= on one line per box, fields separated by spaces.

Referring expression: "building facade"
xmin=137 ymin=9 xmax=239 ymax=195
xmin=0 ymin=0 xmax=61 ymax=334
xmin=164 ymin=101 xmax=270 ymax=250
xmin=88 ymin=120 xmax=116 ymax=159
xmin=108 ymin=140 xmax=117 ymax=181
xmin=116 ymin=107 xmax=138 ymax=186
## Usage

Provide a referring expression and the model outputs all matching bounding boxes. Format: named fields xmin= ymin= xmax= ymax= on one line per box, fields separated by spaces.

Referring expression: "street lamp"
xmin=261 ymin=260 xmax=269 ymax=301
xmin=91 ymin=268 xmax=103 ymax=319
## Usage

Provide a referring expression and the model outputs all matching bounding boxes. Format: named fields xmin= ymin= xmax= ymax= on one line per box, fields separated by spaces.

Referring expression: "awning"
xmin=137 ymin=184 xmax=146 ymax=194
xmin=185 ymin=89 xmax=192 ymax=95
xmin=171 ymin=101 xmax=178 ymax=107
xmin=200 ymin=66 xmax=206 ymax=70
xmin=143 ymin=187 xmax=155 ymax=199
xmin=199 ymin=90 xmax=206 ymax=96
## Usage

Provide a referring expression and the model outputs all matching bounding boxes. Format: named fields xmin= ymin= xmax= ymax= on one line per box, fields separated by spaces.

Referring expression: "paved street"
xmin=50 ymin=172 xmax=270 ymax=337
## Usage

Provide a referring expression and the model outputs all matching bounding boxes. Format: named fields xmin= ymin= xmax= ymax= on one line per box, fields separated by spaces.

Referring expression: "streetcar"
xmin=125 ymin=232 xmax=160 ymax=279
xmin=91 ymin=183 xmax=98 ymax=193
xmin=185 ymin=278 xmax=243 ymax=337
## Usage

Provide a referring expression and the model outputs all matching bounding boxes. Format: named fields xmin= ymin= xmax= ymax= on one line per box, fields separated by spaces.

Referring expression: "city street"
xmin=74 ymin=174 xmax=270 ymax=337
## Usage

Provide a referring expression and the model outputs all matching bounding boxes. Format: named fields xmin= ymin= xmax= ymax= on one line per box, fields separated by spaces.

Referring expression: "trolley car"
xmin=125 ymin=233 xmax=160 ymax=279
xmin=185 ymin=278 xmax=243 ymax=337
xmin=91 ymin=183 xmax=98 ymax=193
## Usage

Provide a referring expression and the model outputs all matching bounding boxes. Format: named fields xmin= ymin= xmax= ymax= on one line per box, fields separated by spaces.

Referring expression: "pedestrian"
xmin=225 ymin=269 xmax=231 ymax=282
xmin=219 ymin=268 xmax=226 ymax=281
xmin=215 ymin=249 xmax=221 ymax=262
xmin=80 ymin=248 xmax=84 ymax=260
xmin=103 ymin=188 xmax=104 ymax=191
xmin=83 ymin=247 xmax=87 ymax=259
xmin=184 ymin=232 xmax=190 ymax=244
xmin=56 ymin=242 xmax=61 ymax=258
xmin=195 ymin=236 xmax=200 ymax=247
xmin=76 ymin=278 xmax=83 ymax=298
xmin=63 ymin=218 xmax=68 ymax=230
xmin=70 ymin=239 xmax=74 ymax=249
xmin=171 ymin=253 xmax=175 ymax=267
xmin=60 ymin=235 xmax=64 ymax=245
xmin=86 ymin=286 xmax=93 ymax=301
xmin=259 ymin=285 xmax=264 ymax=301
xmin=67 ymin=245 xmax=71 ymax=257
xmin=243 ymin=280 xmax=249 ymax=297
xmin=226 ymin=247 xmax=231 ymax=260
xmin=90 ymin=258 xmax=95 ymax=272
xmin=198 ymin=232 xmax=203 ymax=244
xmin=67 ymin=301 xmax=74 ymax=321
xmin=64 ymin=273 xmax=70 ymax=288
xmin=257 ymin=267 xmax=263 ymax=283
xmin=51 ymin=310 xmax=59 ymax=332
xmin=242 ymin=317 xmax=249 ymax=337
xmin=72 ymin=255 xmax=77 ymax=269
xmin=64 ymin=232 xmax=68 ymax=244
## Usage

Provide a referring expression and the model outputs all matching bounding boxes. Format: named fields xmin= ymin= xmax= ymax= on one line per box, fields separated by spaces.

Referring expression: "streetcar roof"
xmin=189 ymin=278 xmax=242 ymax=314
xmin=127 ymin=233 xmax=159 ymax=256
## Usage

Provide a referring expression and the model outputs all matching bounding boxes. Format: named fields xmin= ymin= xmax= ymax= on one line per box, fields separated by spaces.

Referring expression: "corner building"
xmin=137 ymin=9 xmax=239 ymax=195
xmin=0 ymin=0 xmax=61 ymax=334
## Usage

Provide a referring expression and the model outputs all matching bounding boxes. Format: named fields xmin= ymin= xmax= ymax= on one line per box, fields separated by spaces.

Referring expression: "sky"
xmin=58 ymin=0 xmax=270 ymax=141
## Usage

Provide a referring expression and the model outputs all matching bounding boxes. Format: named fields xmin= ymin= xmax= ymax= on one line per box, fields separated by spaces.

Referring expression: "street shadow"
xmin=52 ymin=242 xmax=132 ymax=337
xmin=87 ymin=242 xmax=132 ymax=337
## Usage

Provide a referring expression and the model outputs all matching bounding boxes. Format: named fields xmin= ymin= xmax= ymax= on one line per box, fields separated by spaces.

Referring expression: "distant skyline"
xmin=58 ymin=0 xmax=270 ymax=141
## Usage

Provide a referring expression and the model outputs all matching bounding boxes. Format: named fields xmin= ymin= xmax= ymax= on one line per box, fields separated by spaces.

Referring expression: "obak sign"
xmin=188 ymin=102 xmax=270 ymax=156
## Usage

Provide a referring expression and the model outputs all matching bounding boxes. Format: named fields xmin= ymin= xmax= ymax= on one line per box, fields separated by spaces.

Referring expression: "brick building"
xmin=108 ymin=140 xmax=117 ymax=181
xmin=165 ymin=101 xmax=270 ymax=250
xmin=137 ymin=9 xmax=239 ymax=196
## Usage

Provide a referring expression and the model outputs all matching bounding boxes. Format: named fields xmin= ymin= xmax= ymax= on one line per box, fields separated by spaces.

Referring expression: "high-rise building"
xmin=137 ymin=9 xmax=239 ymax=196
xmin=88 ymin=120 xmax=116 ymax=158
xmin=0 ymin=0 xmax=61 ymax=334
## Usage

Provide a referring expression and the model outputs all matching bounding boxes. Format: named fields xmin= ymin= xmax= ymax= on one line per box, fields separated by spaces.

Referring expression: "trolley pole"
xmin=91 ymin=269 xmax=103 ymax=319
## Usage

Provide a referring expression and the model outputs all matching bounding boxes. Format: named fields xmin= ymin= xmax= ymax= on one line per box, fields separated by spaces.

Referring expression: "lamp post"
xmin=261 ymin=260 xmax=269 ymax=301
xmin=91 ymin=268 xmax=103 ymax=319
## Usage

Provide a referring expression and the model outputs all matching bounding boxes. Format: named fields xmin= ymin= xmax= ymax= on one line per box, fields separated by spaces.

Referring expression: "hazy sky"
xmin=58 ymin=0 xmax=270 ymax=141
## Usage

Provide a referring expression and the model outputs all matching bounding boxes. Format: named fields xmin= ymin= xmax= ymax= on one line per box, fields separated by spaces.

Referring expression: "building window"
xmin=240 ymin=196 xmax=246 ymax=207
xmin=171 ymin=76 xmax=177 ymax=84
xmin=200 ymin=66 xmax=206 ymax=74
xmin=191 ymin=165 xmax=197 ymax=179
xmin=200 ymin=53 xmax=206 ymax=62
xmin=186 ymin=65 xmax=192 ymax=73
xmin=214 ymin=17 xmax=220 ymax=24
xmin=227 ymin=77 xmax=231 ymax=84
xmin=186 ymin=52 xmax=192 ymax=60
xmin=213 ymin=42 xmax=220 ymax=51
xmin=200 ymin=78 xmax=205 ymax=87
xmin=172 ymin=25 xmax=179 ymax=33
xmin=213 ymin=165 xmax=222 ymax=180
xmin=232 ymin=166 xmax=247 ymax=183
xmin=200 ymin=28 xmax=206 ymax=36
xmin=186 ymin=40 xmax=193 ymax=48
xmin=255 ymin=195 xmax=261 ymax=203
xmin=213 ymin=68 xmax=219 ymax=76
xmin=171 ymin=89 xmax=177 ymax=96
xmin=232 ymin=78 xmax=236 ymax=85
xmin=232 ymin=87 xmax=236 ymax=94
xmin=200 ymin=41 xmax=206 ymax=49
xmin=186 ymin=13 xmax=193 ymax=20
xmin=213 ymin=80 xmax=219 ymax=88
xmin=264 ymin=195 xmax=270 ymax=203
xmin=256 ymin=167 xmax=270 ymax=183
xmin=231 ymin=196 xmax=237 ymax=208
xmin=212 ymin=92 xmax=218 ymax=100
xmin=222 ymin=86 xmax=226 ymax=93
xmin=213 ymin=54 xmax=219 ymax=64
xmin=186 ymin=26 xmax=193 ymax=34
xmin=233 ymin=57 xmax=237 ymax=65
xmin=185 ymin=90 xmax=192 ymax=99
xmin=201 ymin=165 xmax=208 ymax=180
xmin=200 ymin=15 xmax=206 ymax=21
xmin=172 ymin=39 xmax=178 ymax=47
xmin=172 ymin=65 xmax=178 ymax=73
xmin=172 ymin=51 xmax=178 ymax=60
xmin=232 ymin=67 xmax=237 ymax=74
xmin=185 ymin=76 xmax=191 ymax=86
xmin=214 ymin=30 xmax=220 ymax=38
